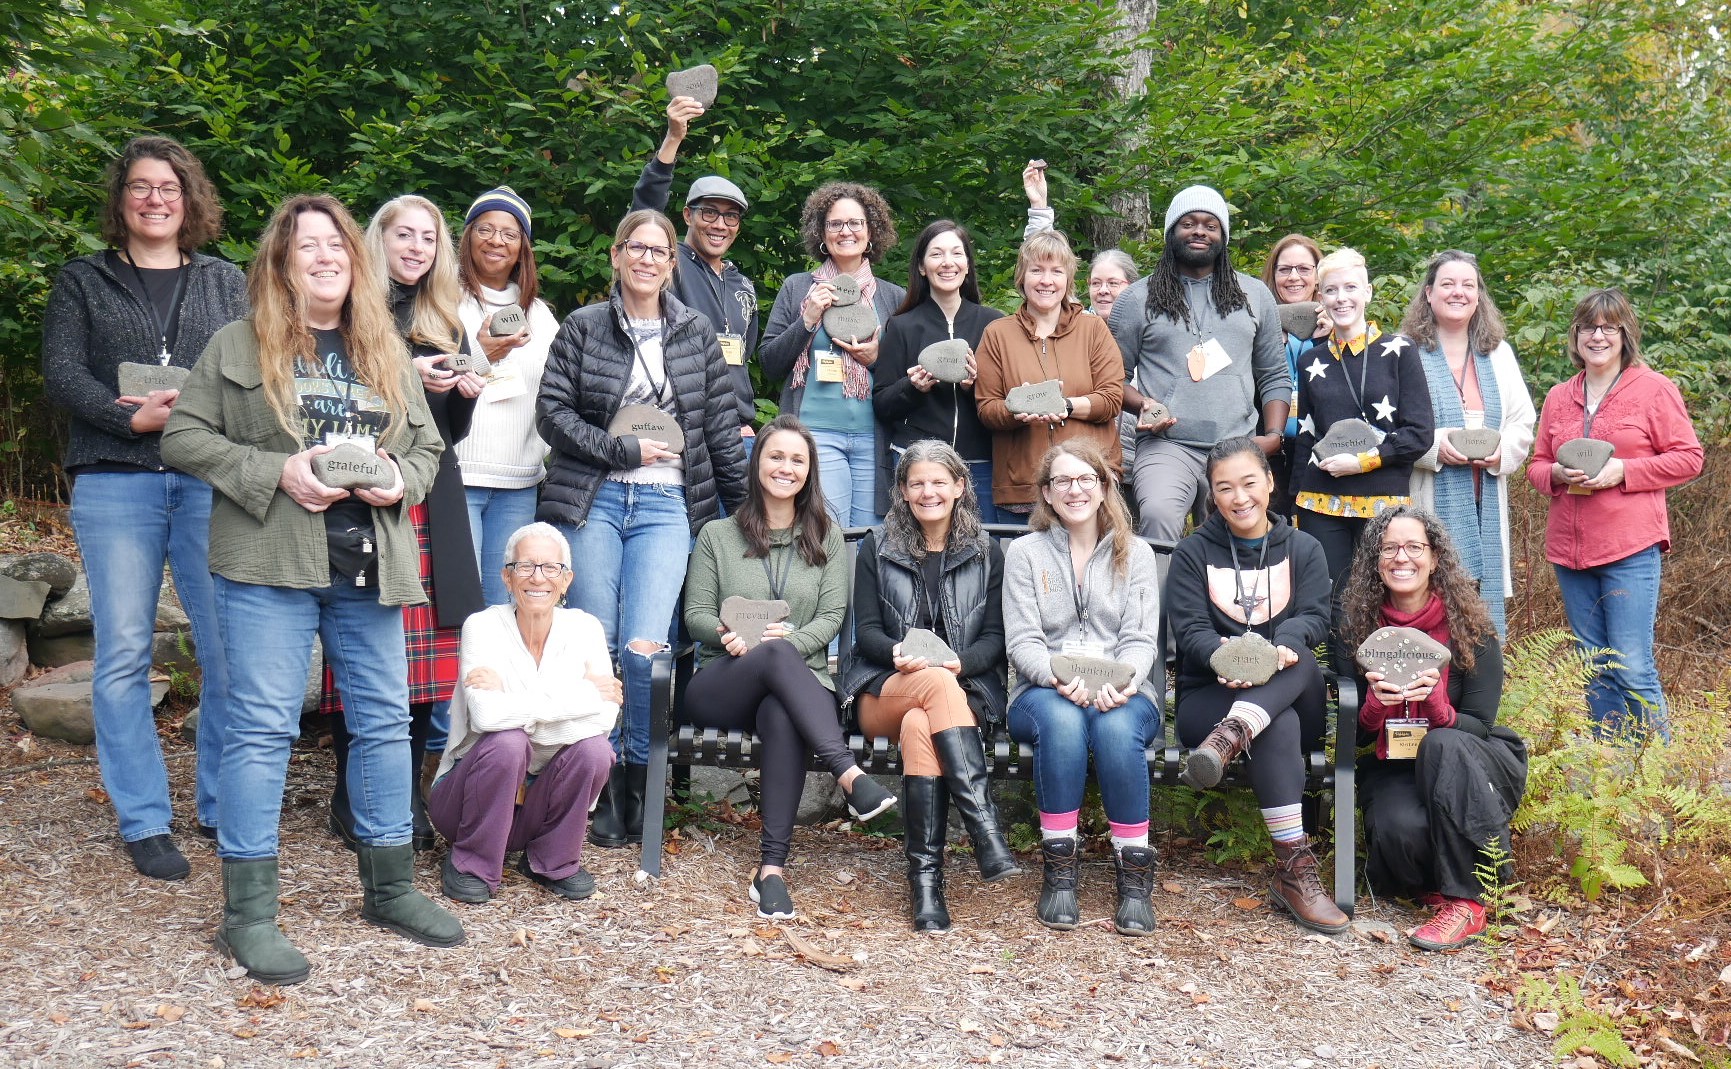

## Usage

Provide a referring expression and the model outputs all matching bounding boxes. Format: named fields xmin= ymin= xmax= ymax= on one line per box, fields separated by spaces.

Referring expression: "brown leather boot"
xmin=1269 ymin=836 xmax=1349 ymax=933
xmin=1180 ymin=716 xmax=1254 ymax=789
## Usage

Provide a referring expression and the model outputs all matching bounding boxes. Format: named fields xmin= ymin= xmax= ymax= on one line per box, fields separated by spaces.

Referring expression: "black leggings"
xmin=681 ymin=640 xmax=855 ymax=868
xmin=1176 ymin=647 xmax=1327 ymax=810
xmin=1296 ymin=510 xmax=1368 ymax=671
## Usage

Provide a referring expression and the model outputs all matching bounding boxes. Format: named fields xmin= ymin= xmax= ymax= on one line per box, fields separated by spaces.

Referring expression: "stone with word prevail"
xmin=1355 ymin=626 xmax=1451 ymax=690
xmin=442 ymin=347 xmax=491 ymax=376
xmin=899 ymin=627 xmax=958 ymax=665
xmin=1448 ymin=426 xmax=1502 ymax=461
xmin=827 ymin=273 xmax=862 ymax=307
xmin=917 ymin=339 xmax=971 ymax=384
xmin=311 ymin=442 xmax=394 ymax=491
xmin=1210 ymin=632 xmax=1280 ymax=686
xmin=1005 ymin=379 xmax=1066 ymax=417
xmin=1050 ymin=653 xmax=1135 ymax=694
xmin=1312 ymin=417 xmax=1385 ymax=460
xmin=1556 ymin=437 xmax=1614 ymax=478
xmin=666 ymin=63 xmax=719 ymax=109
xmin=822 ymin=301 xmax=878 ymax=345
xmin=488 ymin=305 xmax=527 ymax=337
xmin=1277 ymin=300 xmax=1322 ymax=339
xmin=608 ymin=404 xmax=685 ymax=453
xmin=720 ymin=596 xmax=789 ymax=649
xmin=118 ymin=362 xmax=190 ymax=399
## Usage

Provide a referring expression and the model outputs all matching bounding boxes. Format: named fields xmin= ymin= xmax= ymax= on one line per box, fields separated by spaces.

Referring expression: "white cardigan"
xmin=435 ymin=603 xmax=618 ymax=779
xmin=454 ymin=284 xmax=556 ymax=489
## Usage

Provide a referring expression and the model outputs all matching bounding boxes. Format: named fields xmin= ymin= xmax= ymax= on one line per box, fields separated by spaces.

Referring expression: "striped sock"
xmin=1226 ymin=700 xmax=1271 ymax=736
xmin=1109 ymin=820 xmax=1150 ymax=850
xmin=1261 ymin=803 xmax=1305 ymax=845
xmin=1040 ymin=810 xmax=1080 ymax=842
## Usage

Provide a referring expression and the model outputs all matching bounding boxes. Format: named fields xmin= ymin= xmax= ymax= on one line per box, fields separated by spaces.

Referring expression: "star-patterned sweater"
xmin=1291 ymin=327 xmax=1434 ymax=517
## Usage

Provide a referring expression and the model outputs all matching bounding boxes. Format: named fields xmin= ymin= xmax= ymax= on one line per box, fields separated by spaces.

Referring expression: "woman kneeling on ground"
xmin=681 ymin=415 xmax=897 ymax=921
xmin=840 ymin=440 xmax=1020 ymax=933
xmin=1339 ymin=506 xmax=1527 ymax=951
xmin=1167 ymin=436 xmax=1348 ymax=933
xmin=1003 ymin=441 xmax=1161 ymax=936
xmin=431 ymin=522 xmax=620 ymax=904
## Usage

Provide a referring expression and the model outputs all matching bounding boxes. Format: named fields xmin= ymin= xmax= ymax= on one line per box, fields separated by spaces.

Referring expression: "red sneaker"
xmin=1415 ymin=891 xmax=1448 ymax=908
xmin=1409 ymin=896 xmax=1486 ymax=951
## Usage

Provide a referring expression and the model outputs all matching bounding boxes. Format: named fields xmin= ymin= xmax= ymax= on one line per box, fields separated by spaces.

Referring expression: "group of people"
xmin=41 ymin=109 xmax=1701 ymax=985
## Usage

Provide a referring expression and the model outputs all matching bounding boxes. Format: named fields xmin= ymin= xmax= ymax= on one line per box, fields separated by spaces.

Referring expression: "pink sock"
xmin=1109 ymin=821 xmax=1149 ymax=849
xmin=1039 ymin=810 xmax=1080 ymax=841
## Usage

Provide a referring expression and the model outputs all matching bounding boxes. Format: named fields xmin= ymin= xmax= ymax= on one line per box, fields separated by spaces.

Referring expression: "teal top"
xmin=795 ymin=322 xmax=877 ymax=433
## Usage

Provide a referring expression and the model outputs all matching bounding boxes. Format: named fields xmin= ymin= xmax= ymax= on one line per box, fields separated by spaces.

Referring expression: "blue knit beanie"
xmin=465 ymin=186 xmax=532 ymax=239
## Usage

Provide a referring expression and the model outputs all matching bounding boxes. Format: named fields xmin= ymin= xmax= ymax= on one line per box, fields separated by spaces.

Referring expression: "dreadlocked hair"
xmin=1144 ymin=231 xmax=1247 ymax=329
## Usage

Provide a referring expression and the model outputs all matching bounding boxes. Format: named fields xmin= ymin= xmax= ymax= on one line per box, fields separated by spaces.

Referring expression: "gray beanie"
xmin=1163 ymin=185 xmax=1231 ymax=244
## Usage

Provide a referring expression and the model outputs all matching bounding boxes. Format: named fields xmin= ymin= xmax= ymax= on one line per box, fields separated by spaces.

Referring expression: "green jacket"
xmin=161 ymin=318 xmax=441 ymax=606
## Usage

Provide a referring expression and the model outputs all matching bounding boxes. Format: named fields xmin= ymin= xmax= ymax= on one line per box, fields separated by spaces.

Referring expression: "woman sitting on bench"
xmin=841 ymin=439 xmax=1020 ymax=933
xmin=681 ymin=415 xmax=897 ymax=921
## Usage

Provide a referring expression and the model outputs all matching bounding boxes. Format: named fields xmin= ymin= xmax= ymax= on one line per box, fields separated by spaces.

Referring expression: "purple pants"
xmin=429 ymin=730 xmax=613 ymax=890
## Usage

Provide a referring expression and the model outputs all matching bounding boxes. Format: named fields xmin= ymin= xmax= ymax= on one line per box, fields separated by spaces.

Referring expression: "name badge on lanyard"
xmin=815 ymin=349 xmax=846 ymax=383
xmin=1384 ymin=719 xmax=1428 ymax=760
xmin=719 ymin=333 xmax=747 ymax=366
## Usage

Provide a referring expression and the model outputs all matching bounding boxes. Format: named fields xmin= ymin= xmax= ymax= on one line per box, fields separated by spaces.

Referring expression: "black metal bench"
xmin=638 ymin=524 xmax=1359 ymax=916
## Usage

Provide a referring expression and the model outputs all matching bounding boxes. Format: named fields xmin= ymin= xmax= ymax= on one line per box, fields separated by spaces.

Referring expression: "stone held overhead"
xmin=1355 ymin=625 xmax=1451 ymax=689
xmin=1312 ymin=417 xmax=1385 ymax=460
xmin=311 ymin=442 xmax=394 ymax=490
xmin=608 ymin=404 xmax=685 ymax=453
xmin=1005 ymin=379 xmax=1066 ymax=416
xmin=916 ymin=339 xmax=971 ymax=384
xmin=719 ymin=596 xmax=789 ymax=649
xmin=666 ymin=63 xmax=719 ymax=109
xmin=1209 ymin=632 xmax=1280 ymax=686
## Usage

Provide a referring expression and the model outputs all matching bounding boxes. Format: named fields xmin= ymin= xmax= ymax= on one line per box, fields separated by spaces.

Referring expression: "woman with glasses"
xmin=1527 ymin=289 xmax=1702 ymax=742
xmin=1003 ymin=441 xmax=1161 ymax=936
xmin=1259 ymin=235 xmax=1330 ymax=516
xmin=536 ymin=208 xmax=749 ymax=849
xmin=1399 ymin=251 xmax=1535 ymax=638
xmin=760 ymin=182 xmax=905 ymax=526
xmin=42 ymin=135 xmax=246 ymax=880
xmin=1339 ymin=506 xmax=1526 ymax=950
xmin=456 ymin=187 xmax=555 ymax=605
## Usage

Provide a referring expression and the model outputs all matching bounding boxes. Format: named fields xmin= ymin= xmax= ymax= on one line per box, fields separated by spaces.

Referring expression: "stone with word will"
xmin=666 ymin=63 xmax=719 ymax=109
xmin=118 ymin=362 xmax=190 ymax=399
xmin=827 ymin=273 xmax=862 ymax=307
xmin=822 ymin=301 xmax=878 ymax=345
xmin=719 ymin=596 xmax=789 ymax=649
xmin=1050 ymin=653 xmax=1136 ymax=694
xmin=1210 ymin=632 xmax=1280 ymax=686
xmin=1311 ymin=417 xmax=1385 ymax=460
xmin=1556 ymin=437 xmax=1614 ymax=478
xmin=311 ymin=443 xmax=393 ymax=491
xmin=1448 ymin=426 xmax=1502 ymax=461
xmin=917 ymin=339 xmax=971 ymax=384
xmin=1277 ymin=300 xmax=1322 ymax=339
xmin=488 ymin=305 xmax=527 ymax=337
xmin=1005 ymin=379 xmax=1066 ymax=417
xmin=899 ymin=627 xmax=958 ymax=665
xmin=608 ymin=404 xmax=685 ymax=453
xmin=1355 ymin=626 xmax=1451 ymax=690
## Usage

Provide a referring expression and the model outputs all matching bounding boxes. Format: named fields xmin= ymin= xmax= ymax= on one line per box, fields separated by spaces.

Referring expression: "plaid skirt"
xmin=319 ymin=502 xmax=460 ymax=715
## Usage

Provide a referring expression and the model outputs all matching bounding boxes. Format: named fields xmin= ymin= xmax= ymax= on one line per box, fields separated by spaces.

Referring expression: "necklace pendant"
xmin=158 ymin=346 xmax=171 ymax=366
xmin=1235 ymin=593 xmax=1265 ymax=617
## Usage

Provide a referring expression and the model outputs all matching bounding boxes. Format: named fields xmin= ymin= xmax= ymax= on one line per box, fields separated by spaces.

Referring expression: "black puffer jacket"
xmin=535 ymin=287 xmax=748 ymax=532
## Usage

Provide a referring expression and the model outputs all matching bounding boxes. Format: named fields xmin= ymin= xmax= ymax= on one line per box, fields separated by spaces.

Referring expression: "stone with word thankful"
xmin=899 ymin=627 xmax=958 ymax=665
xmin=1355 ymin=625 xmax=1451 ymax=690
xmin=118 ymin=362 xmax=190 ymax=399
xmin=608 ymin=404 xmax=685 ymax=453
xmin=827 ymin=273 xmax=862 ymax=307
xmin=666 ymin=63 xmax=719 ymax=109
xmin=917 ymin=339 xmax=971 ymax=384
xmin=441 ymin=347 xmax=491 ymax=377
xmin=1312 ymin=417 xmax=1385 ymax=460
xmin=488 ymin=305 xmax=527 ymax=337
xmin=822 ymin=301 xmax=878 ymax=345
xmin=1556 ymin=437 xmax=1614 ymax=478
xmin=1005 ymin=379 xmax=1066 ymax=417
xmin=1277 ymin=300 xmax=1322 ymax=339
xmin=1050 ymin=653 xmax=1135 ymax=694
xmin=1209 ymin=632 xmax=1280 ymax=686
xmin=720 ymin=596 xmax=789 ymax=649
xmin=1448 ymin=426 xmax=1502 ymax=461
xmin=311 ymin=442 xmax=393 ymax=490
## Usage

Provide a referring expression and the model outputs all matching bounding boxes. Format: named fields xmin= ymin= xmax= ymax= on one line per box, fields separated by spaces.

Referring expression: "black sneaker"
xmin=441 ymin=855 xmax=492 ymax=904
xmin=843 ymin=775 xmax=897 ymax=822
xmin=749 ymin=870 xmax=796 ymax=920
xmin=126 ymin=835 xmax=190 ymax=881
xmin=517 ymin=856 xmax=595 ymax=901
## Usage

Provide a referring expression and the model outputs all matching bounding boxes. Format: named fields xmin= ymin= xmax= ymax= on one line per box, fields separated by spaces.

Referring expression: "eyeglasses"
xmin=473 ymin=223 xmax=522 ymax=244
xmin=1274 ymin=264 xmax=1315 ymax=277
xmin=1378 ymin=542 xmax=1431 ymax=560
xmin=618 ymin=240 xmax=675 ymax=264
xmin=506 ymin=561 xmax=571 ymax=579
xmin=1047 ymin=473 xmax=1100 ymax=492
xmin=125 ymin=181 xmax=183 ymax=202
xmin=692 ymin=205 xmax=743 ymax=227
xmin=1577 ymin=324 xmax=1620 ymax=337
xmin=824 ymin=218 xmax=868 ymax=234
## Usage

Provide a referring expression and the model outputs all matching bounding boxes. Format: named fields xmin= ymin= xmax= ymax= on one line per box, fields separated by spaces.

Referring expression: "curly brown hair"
xmin=798 ymin=181 xmax=897 ymax=263
xmin=100 ymin=136 xmax=224 ymax=252
xmin=1337 ymin=506 xmax=1494 ymax=672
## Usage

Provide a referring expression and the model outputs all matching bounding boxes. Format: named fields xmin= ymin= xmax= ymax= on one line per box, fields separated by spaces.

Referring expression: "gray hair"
xmin=503 ymin=522 xmax=571 ymax=567
xmin=1089 ymin=249 xmax=1138 ymax=283
xmin=881 ymin=440 xmax=985 ymax=560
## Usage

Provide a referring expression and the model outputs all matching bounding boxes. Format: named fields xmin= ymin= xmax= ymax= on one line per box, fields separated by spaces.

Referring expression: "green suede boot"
xmin=216 ymin=858 xmax=311 ymax=985
xmin=357 ymin=844 xmax=466 ymax=948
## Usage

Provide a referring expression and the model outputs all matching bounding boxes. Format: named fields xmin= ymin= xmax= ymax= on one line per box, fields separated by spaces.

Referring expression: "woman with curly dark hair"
xmin=760 ymin=182 xmax=905 ymax=525
xmin=1338 ymin=505 xmax=1527 ymax=952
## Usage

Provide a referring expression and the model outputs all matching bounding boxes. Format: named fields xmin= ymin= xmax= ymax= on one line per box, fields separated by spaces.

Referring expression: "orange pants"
xmin=855 ymin=666 xmax=978 ymax=777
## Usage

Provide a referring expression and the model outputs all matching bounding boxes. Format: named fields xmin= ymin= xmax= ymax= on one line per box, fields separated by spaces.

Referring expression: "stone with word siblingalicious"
xmin=822 ymin=301 xmax=878 ymax=345
xmin=899 ymin=627 xmax=958 ymax=665
xmin=1355 ymin=625 xmax=1451 ymax=690
xmin=608 ymin=404 xmax=685 ymax=453
xmin=488 ymin=305 xmax=527 ymax=337
xmin=1005 ymin=379 xmax=1066 ymax=417
xmin=442 ymin=347 xmax=491 ymax=376
xmin=827 ymin=273 xmax=862 ymax=307
xmin=311 ymin=442 xmax=394 ymax=491
xmin=1050 ymin=653 xmax=1135 ymax=694
xmin=118 ymin=362 xmax=190 ymax=399
xmin=1138 ymin=398 xmax=1172 ymax=428
xmin=666 ymin=63 xmax=719 ymax=109
xmin=1448 ymin=426 xmax=1502 ymax=461
xmin=1210 ymin=632 xmax=1280 ymax=686
xmin=1312 ymin=417 xmax=1385 ymax=460
xmin=1277 ymin=300 xmax=1322 ymax=339
xmin=917 ymin=339 xmax=971 ymax=384
xmin=720 ymin=596 xmax=789 ymax=649
xmin=1556 ymin=437 xmax=1614 ymax=478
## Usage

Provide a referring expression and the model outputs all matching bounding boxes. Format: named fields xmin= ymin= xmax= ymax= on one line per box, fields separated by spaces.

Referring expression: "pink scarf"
xmin=788 ymin=260 xmax=879 ymax=401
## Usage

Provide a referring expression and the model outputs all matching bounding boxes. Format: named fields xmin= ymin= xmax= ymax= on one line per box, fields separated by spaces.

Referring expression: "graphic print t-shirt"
xmin=298 ymin=328 xmax=391 ymax=537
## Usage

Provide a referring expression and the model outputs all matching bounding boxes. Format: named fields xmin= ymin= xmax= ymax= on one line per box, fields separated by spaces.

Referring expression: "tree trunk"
xmin=1085 ymin=0 xmax=1159 ymax=254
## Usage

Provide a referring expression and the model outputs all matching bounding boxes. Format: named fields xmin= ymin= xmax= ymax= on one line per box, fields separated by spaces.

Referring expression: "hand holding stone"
xmin=351 ymin=449 xmax=405 ymax=507
xmin=280 ymin=446 xmax=349 ymax=513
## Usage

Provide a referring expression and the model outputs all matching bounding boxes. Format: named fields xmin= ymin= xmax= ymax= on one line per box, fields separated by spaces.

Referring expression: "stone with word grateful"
xmin=1050 ymin=653 xmax=1135 ymax=694
xmin=1209 ymin=632 xmax=1280 ymax=686
xmin=917 ymin=339 xmax=971 ymax=384
xmin=666 ymin=63 xmax=719 ymax=109
xmin=1355 ymin=625 xmax=1451 ymax=690
xmin=608 ymin=404 xmax=685 ymax=453
xmin=827 ymin=273 xmax=862 ymax=307
xmin=822 ymin=301 xmax=878 ymax=344
xmin=719 ymin=596 xmax=789 ymax=649
xmin=1556 ymin=437 xmax=1614 ymax=478
xmin=1138 ymin=398 xmax=1172 ymax=428
xmin=1311 ymin=417 xmax=1385 ymax=460
xmin=1005 ymin=379 xmax=1066 ymax=417
xmin=118 ymin=362 xmax=190 ymax=399
xmin=1448 ymin=426 xmax=1502 ymax=461
xmin=1277 ymin=300 xmax=1322 ymax=339
xmin=441 ymin=347 xmax=491 ymax=376
xmin=311 ymin=442 xmax=394 ymax=491
xmin=899 ymin=627 xmax=958 ymax=666
xmin=488 ymin=305 xmax=527 ymax=337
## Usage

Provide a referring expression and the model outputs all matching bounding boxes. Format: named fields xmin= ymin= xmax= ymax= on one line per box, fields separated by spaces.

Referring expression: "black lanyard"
xmin=124 ymin=252 xmax=188 ymax=365
xmin=623 ymin=317 xmax=672 ymax=406
xmin=920 ymin=550 xmax=946 ymax=630
xmin=1070 ymin=551 xmax=1091 ymax=627
xmin=762 ymin=542 xmax=794 ymax=600
xmin=690 ymin=248 xmax=735 ymax=335
xmin=1336 ymin=342 xmax=1373 ymax=422
xmin=1580 ymin=369 xmax=1623 ymax=439
xmin=1230 ymin=534 xmax=1271 ymax=635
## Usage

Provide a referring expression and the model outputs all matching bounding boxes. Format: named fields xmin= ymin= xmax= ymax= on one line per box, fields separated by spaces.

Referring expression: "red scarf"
xmin=1360 ymin=591 xmax=1458 ymax=757
xmin=787 ymin=260 xmax=878 ymax=400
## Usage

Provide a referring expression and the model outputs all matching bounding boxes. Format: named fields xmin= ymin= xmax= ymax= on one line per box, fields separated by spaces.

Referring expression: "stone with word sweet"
xmin=1277 ymin=300 xmax=1322 ymax=339
xmin=1138 ymin=398 xmax=1172 ymax=428
xmin=488 ymin=305 xmax=527 ymax=337
xmin=719 ymin=596 xmax=789 ymax=649
xmin=608 ymin=404 xmax=685 ymax=453
xmin=1556 ymin=437 xmax=1614 ymax=478
xmin=1050 ymin=653 xmax=1135 ymax=694
xmin=666 ymin=63 xmax=719 ymax=109
xmin=118 ymin=362 xmax=190 ymax=399
xmin=1005 ymin=379 xmax=1066 ymax=417
xmin=441 ymin=347 xmax=491 ymax=376
xmin=1312 ymin=417 xmax=1385 ymax=460
xmin=917 ymin=339 xmax=971 ymax=384
xmin=1355 ymin=625 xmax=1451 ymax=690
xmin=822 ymin=301 xmax=878 ymax=345
xmin=899 ymin=627 xmax=958 ymax=666
xmin=1448 ymin=426 xmax=1502 ymax=461
xmin=827 ymin=273 xmax=862 ymax=307
xmin=1209 ymin=632 xmax=1280 ymax=686
xmin=311 ymin=442 xmax=394 ymax=490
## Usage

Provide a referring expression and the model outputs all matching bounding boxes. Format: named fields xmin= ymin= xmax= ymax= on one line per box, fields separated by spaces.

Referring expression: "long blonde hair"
xmin=365 ymin=194 xmax=463 ymax=354
xmin=248 ymin=194 xmax=412 ymax=442
xmin=1028 ymin=440 xmax=1135 ymax=578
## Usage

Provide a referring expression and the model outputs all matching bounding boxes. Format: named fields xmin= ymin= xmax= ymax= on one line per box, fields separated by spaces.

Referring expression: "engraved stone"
xmin=1448 ymin=426 xmax=1501 ymax=461
xmin=827 ymin=273 xmax=862 ymax=307
xmin=900 ymin=627 xmax=958 ymax=665
xmin=1138 ymin=398 xmax=1172 ymax=427
xmin=608 ymin=404 xmax=685 ymax=453
xmin=488 ymin=305 xmax=527 ymax=337
xmin=1556 ymin=437 xmax=1614 ymax=478
xmin=666 ymin=63 xmax=719 ymax=109
xmin=1209 ymin=632 xmax=1280 ymax=686
xmin=719 ymin=596 xmax=789 ymax=649
xmin=442 ymin=347 xmax=491 ymax=376
xmin=1050 ymin=653 xmax=1135 ymax=693
xmin=1277 ymin=300 xmax=1322 ymax=339
xmin=118 ymin=362 xmax=190 ymax=398
xmin=1312 ymin=417 xmax=1385 ymax=460
xmin=1355 ymin=625 xmax=1451 ymax=690
xmin=917 ymin=339 xmax=971 ymax=384
xmin=822 ymin=301 xmax=878 ymax=344
xmin=1005 ymin=379 xmax=1066 ymax=416
xmin=311 ymin=442 xmax=393 ymax=490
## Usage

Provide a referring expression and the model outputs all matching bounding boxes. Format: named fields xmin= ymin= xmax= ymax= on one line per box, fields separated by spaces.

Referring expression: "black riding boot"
xmin=902 ymin=776 xmax=950 ymax=932
xmin=931 ymin=727 xmax=1022 ymax=882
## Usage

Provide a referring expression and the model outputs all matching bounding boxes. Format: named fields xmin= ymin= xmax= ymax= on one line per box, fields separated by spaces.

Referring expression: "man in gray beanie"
xmin=1108 ymin=184 xmax=1290 ymax=543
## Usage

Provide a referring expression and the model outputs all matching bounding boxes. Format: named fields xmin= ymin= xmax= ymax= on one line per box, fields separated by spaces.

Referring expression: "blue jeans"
xmin=1008 ymin=685 xmax=1160 ymax=824
xmin=968 ymin=459 xmax=1008 ymax=527
xmin=811 ymin=427 xmax=882 ymax=527
xmin=71 ymin=471 xmax=231 ymax=840
xmin=464 ymin=485 xmax=539 ymax=605
xmin=1554 ymin=544 xmax=1669 ymax=742
xmin=213 ymin=576 xmax=413 ymax=859
xmin=557 ymin=480 xmax=691 ymax=765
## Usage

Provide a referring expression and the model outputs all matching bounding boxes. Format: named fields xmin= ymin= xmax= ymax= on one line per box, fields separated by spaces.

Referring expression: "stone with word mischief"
xmin=666 ymin=63 xmax=719 ymax=109
xmin=1138 ymin=398 xmax=1172 ymax=428
xmin=311 ymin=442 xmax=394 ymax=491
xmin=917 ymin=339 xmax=971 ymax=384
xmin=1448 ymin=426 xmax=1502 ymax=461
xmin=1312 ymin=417 xmax=1386 ymax=460
xmin=1209 ymin=632 xmax=1280 ymax=686
xmin=900 ymin=627 xmax=958 ymax=665
xmin=441 ymin=347 xmax=491 ymax=376
xmin=1050 ymin=653 xmax=1135 ymax=694
xmin=720 ymin=596 xmax=789 ymax=649
xmin=822 ymin=301 xmax=878 ymax=344
xmin=1355 ymin=625 xmax=1451 ymax=690
xmin=1005 ymin=379 xmax=1066 ymax=416
xmin=827 ymin=273 xmax=862 ymax=307
xmin=608 ymin=404 xmax=685 ymax=453
xmin=488 ymin=305 xmax=527 ymax=337
xmin=1556 ymin=437 xmax=1614 ymax=478
xmin=1277 ymin=300 xmax=1321 ymax=339
xmin=118 ymin=362 xmax=190 ymax=399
